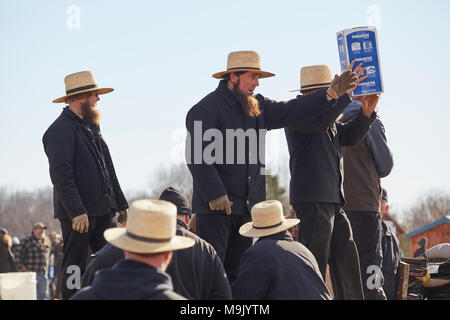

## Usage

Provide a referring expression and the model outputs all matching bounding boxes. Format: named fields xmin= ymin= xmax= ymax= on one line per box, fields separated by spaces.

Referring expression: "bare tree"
xmin=404 ymin=189 xmax=450 ymax=231
xmin=148 ymin=164 xmax=193 ymax=201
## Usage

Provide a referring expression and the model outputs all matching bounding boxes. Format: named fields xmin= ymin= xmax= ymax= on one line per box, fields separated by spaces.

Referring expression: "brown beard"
xmin=231 ymin=79 xmax=261 ymax=118
xmin=80 ymin=100 xmax=101 ymax=126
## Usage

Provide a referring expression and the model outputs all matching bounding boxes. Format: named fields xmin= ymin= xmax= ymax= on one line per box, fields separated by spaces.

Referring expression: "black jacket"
xmin=381 ymin=221 xmax=401 ymax=300
xmin=81 ymin=220 xmax=232 ymax=300
xmin=43 ymin=107 xmax=128 ymax=219
xmin=186 ymin=80 xmax=335 ymax=216
xmin=285 ymin=97 xmax=375 ymax=204
xmin=231 ymin=230 xmax=331 ymax=300
xmin=71 ymin=259 xmax=185 ymax=300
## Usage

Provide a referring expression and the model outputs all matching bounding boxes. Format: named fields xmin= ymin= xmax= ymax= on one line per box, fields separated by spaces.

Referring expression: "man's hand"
xmin=354 ymin=94 xmax=380 ymax=117
xmin=209 ymin=195 xmax=233 ymax=215
xmin=72 ymin=213 xmax=89 ymax=234
xmin=117 ymin=209 xmax=128 ymax=225
xmin=327 ymin=61 xmax=368 ymax=99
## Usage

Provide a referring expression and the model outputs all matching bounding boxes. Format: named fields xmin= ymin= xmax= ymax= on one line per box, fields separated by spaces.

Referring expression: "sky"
xmin=1 ymin=0 xmax=450 ymax=222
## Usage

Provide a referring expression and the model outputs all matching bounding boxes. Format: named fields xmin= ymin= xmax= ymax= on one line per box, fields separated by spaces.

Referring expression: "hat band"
xmin=126 ymin=231 xmax=172 ymax=243
xmin=253 ymin=221 xmax=283 ymax=230
xmin=227 ymin=67 xmax=261 ymax=71
xmin=301 ymin=82 xmax=331 ymax=89
xmin=66 ymin=84 xmax=98 ymax=95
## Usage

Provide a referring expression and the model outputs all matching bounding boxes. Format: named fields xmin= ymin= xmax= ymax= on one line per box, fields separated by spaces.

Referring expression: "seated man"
xmin=380 ymin=187 xmax=402 ymax=300
xmin=231 ymin=200 xmax=331 ymax=300
xmin=71 ymin=199 xmax=195 ymax=300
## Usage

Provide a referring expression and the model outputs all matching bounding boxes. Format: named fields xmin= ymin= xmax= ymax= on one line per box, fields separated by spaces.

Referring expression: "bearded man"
xmin=185 ymin=51 xmax=366 ymax=283
xmin=43 ymin=71 xmax=129 ymax=299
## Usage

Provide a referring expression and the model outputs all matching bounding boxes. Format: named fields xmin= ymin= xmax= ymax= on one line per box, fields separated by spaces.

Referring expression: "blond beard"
xmin=231 ymin=80 xmax=261 ymax=118
xmin=80 ymin=101 xmax=101 ymax=126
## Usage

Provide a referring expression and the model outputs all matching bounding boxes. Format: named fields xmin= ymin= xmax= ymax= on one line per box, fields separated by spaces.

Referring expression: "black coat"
xmin=0 ymin=241 xmax=18 ymax=273
xmin=71 ymin=259 xmax=185 ymax=300
xmin=80 ymin=220 xmax=232 ymax=300
xmin=285 ymin=97 xmax=375 ymax=204
xmin=42 ymin=107 xmax=128 ymax=219
xmin=381 ymin=221 xmax=401 ymax=300
xmin=186 ymin=80 xmax=335 ymax=216
xmin=231 ymin=230 xmax=331 ymax=300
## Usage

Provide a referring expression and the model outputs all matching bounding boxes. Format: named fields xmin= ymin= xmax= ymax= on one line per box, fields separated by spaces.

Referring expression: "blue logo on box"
xmin=345 ymin=30 xmax=382 ymax=95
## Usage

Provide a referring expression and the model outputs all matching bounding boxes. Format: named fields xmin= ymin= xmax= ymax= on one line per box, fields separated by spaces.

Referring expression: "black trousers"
xmin=59 ymin=213 xmax=116 ymax=300
xmin=196 ymin=213 xmax=252 ymax=284
xmin=346 ymin=211 xmax=387 ymax=300
xmin=292 ymin=202 xmax=364 ymax=300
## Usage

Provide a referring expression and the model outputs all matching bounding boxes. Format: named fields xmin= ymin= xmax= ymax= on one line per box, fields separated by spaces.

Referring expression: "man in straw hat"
xmin=71 ymin=199 xmax=195 ymax=300
xmin=231 ymin=200 xmax=331 ymax=300
xmin=80 ymin=187 xmax=232 ymax=300
xmin=186 ymin=50 xmax=367 ymax=283
xmin=285 ymin=64 xmax=379 ymax=299
xmin=340 ymin=85 xmax=393 ymax=299
xmin=43 ymin=71 xmax=129 ymax=299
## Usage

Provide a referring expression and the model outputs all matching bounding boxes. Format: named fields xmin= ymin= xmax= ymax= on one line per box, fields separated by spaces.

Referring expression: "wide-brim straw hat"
xmin=52 ymin=70 xmax=114 ymax=103
xmin=239 ymin=200 xmax=299 ymax=238
xmin=104 ymin=199 xmax=195 ymax=254
xmin=290 ymin=65 xmax=333 ymax=92
xmin=212 ymin=50 xmax=275 ymax=79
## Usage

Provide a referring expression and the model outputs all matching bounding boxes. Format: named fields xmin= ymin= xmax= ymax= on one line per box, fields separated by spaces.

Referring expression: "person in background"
xmin=232 ymin=200 xmax=331 ymax=300
xmin=414 ymin=237 xmax=428 ymax=258
xmin=15 ymin=222 xmax=50 ymax=300
xmin=0 ymin=228 xmax=18 ymax=273
xmin=80 ymin=187 xmax=232 ymax=300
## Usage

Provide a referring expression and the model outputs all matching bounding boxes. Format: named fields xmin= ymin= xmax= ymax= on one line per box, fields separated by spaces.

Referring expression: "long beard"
xmin=231 ymin=80 xmax=261 ymax=118
xmin=80 ymin=101 xmax=101 ymax=126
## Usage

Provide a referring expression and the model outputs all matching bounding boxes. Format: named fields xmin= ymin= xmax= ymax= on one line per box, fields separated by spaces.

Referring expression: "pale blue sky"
xmin=1 ymin=0 xmax=449 ymax=221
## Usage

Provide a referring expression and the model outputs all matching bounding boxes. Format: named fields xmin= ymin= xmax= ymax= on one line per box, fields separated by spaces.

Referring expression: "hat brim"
xmin=212 ymin=69 xmax=275 ymax=79
xmin=104 ymin=228 xmax=195 ymax=254
xmin=289 ymin=83 xmax=330 ymax=93
xmin=239 ymin=218 xmax=300 ymax=238
xmin=52 ymin=87 xmax=114 ymax=103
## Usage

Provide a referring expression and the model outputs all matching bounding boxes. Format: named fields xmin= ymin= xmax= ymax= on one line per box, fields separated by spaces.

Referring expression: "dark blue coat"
xmin=71 ymin=259 xmax=185 ymax=300
xmin=42 ymin=107 xmax=128 ymax=219
xmin=285 ymin=96 xmax=375 ymax=204
xmin=186 ymin=80 xmax=335 ymax=216
xmin=231 ymin=230 xmax=331 ymax=300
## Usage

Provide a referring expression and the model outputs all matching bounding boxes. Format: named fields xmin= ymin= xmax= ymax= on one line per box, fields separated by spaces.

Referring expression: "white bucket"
xmin=0 ymin=272 xmax=37 ymax=300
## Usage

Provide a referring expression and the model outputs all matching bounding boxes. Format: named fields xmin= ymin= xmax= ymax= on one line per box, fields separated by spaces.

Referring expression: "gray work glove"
xmin=72 ymin=213 xmax=89 ymax=234
xmin=117 ymin=209 xmax=128 ymax=224
xmin=209 ymin=195 xmax=233 ymax=215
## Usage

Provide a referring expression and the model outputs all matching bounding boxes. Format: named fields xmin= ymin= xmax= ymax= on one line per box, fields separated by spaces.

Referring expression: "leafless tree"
xmin=403 ymin=189 xmax=450 ymax=231
xmin=148 ymin=164 xmax=193 ymax=202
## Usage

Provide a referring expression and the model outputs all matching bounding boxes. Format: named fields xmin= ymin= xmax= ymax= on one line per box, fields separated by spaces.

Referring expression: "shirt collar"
xmin=215 ymin=79 xmax=239 ymax=107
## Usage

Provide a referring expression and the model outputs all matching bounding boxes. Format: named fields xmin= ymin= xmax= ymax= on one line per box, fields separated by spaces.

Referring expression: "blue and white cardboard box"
xmin=337 ymin=26 xmax=383 ymax=96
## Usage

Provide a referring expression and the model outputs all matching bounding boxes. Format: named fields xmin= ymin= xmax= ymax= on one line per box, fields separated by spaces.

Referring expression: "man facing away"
xmin=43 ymin=71 xmax=129 ymax=299
xmin=185 ymin=50 xmax=365 ymax=283
xmin=285 ymin=64 xmax=378 ymax=300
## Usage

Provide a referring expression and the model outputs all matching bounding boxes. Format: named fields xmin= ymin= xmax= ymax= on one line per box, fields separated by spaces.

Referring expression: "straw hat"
xmin=239 ymin=200 xmax=299 ymax=238
xmin=212 ymin=51 xmax=275 ymax=79
xmin=104 ymin=199 xmax=195 ymax=254
xmin=52 ymin=70 xmax=114 ymax=103
xmin=290 ymin=65 xmax=333 ymax=92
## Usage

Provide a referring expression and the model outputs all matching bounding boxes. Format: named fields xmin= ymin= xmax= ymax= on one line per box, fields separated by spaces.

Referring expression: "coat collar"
xmin=215 ymin=80 xmax=240 ymax=108
xmin=256 ymin=230 xmax=293 ymax=243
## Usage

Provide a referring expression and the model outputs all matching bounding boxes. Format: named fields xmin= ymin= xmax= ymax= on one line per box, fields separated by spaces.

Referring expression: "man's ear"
xmin=229 ymin=72 xmax=238 ymax=84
